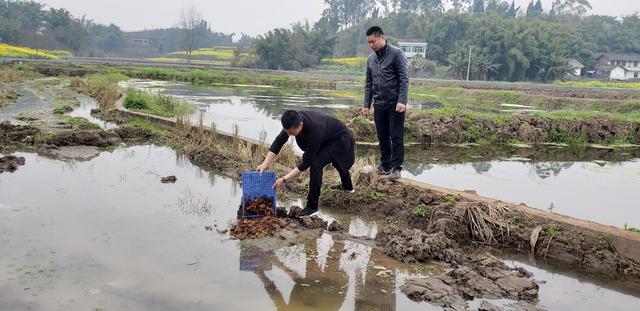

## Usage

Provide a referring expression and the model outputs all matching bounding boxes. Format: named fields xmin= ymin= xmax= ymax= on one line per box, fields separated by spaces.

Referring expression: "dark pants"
xmin=374 ymin=104 xmax=405 ymax=170
xmin=307 ymin=134 xmax=355 ymax=210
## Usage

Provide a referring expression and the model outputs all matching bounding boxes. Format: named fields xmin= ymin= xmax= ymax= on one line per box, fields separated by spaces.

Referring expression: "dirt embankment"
xmin=407 ymin=114 xmax=640 ymax=145
xmin=320 ymin=180 xmax=640 ymax=279
xmin=0 ymin=119 xmax=160 ymax=156
xmin=342 ymin=107 xmax=640 ymax=145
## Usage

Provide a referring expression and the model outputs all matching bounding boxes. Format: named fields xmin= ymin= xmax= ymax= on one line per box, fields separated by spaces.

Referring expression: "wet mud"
xmin=341 ymin=107 xmax=640 ymax=145
xmin=0 ymin=155 xmax=25 ymax=173
xmin=379 ymin=226 xmax=539 ymax=309
xmin=320 ymin=179 xmax=640 ymax=282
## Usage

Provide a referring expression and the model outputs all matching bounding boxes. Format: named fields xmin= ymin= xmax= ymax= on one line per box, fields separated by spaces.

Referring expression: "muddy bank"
xmin=0 ymin=118 xmax=159 ymax=159
xmin=320 ymin=179 xmax=640 ymax=280
xmin=0 ymin=155 xmax=25 ymax=173
xmin=342 ymin=107 xmax=640 ymax=145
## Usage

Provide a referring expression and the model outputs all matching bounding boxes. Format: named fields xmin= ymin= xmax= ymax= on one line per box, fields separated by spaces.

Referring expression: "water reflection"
xmin=67 ymin=94 xmax=118 ymax=129
xmin=499 ymin=253 xmax=640 ymax=311
xmin=403 ymin=158 xmax=640 ymax=227
xmin=120 ymin=80 xmax=357 ymax=141
xmin=240 ymin=233 xmax=403 ymax=311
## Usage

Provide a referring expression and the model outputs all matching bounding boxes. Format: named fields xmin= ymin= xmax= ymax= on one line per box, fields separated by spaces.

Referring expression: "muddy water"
xmin=2 ymin=146 xmax=639 ymax=310
xmin=0 ymin=83 xmax=51 ymax=123
xmin=123 ymin=81 xmax=640 ymax=229
xmin=0 ymin=145 xmax=437 ymax=310
xmin=119 ymin=80 xmax=357 ymax=141
xmin=402 ymin=153 xmax=640 ymax=228
xmin=67 ymin=94 xmax=118 ymax=129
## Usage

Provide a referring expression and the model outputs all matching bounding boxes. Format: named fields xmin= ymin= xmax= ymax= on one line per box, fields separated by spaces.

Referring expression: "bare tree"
xmin=178 ymin=6 xmax=203 ymax=63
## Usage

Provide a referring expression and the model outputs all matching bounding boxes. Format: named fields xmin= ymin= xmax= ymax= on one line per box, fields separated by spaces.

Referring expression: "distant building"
xmin=568 ymin=59 xmax=584 ymax=76
xmin=397 ymin=39 xmax=427 ymax=58
xmin=595 ymin=53 xmax=640 ymax=80
xmin=124 ymin=32 xmax=164 ymax=46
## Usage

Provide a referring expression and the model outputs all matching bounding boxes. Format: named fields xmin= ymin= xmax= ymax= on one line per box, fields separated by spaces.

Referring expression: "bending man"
xmin=257 ymin=110 xmax=355 ymax=217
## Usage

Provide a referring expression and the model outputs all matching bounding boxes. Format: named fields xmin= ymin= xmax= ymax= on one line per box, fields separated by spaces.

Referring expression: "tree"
xmin=507 ymin=0 xmax=519 ymax=17
xmin=451 ymin=0 xmax=472 ymax=13
xmin=551 ymin=0 xmax=592 ymax=16
xmin=485 ymin=0 xmax=510 ymax=16
xmin=472 ymin=0 xmax=485 ymax=14
xmin=526 ymin=0 xmax=543 ymax=17
xmin=178 ymin=6 xmax=203 ymax=63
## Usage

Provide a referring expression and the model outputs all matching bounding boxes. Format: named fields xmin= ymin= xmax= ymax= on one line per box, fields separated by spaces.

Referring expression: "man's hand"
xmin=396 ymin=103 xmax=406 ymax=113
xmin=256 ymin=162 xmax=268 ymax=175
xmin=362 ymin=107 xmax=370 ymax=117
xmin=273 ymin=177 xmax=286 ymax=189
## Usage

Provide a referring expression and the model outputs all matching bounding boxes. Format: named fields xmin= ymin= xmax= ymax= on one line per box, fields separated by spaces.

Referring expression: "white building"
xmin=610 ymin=66 xmax=640 ymax=80
xmin=596 ymin=53 xmax=640 ymax=80
xmin=397 ymin=40 xmax=427 ymax=58
xmin=568 ymin=59 xmax=584 ymax=76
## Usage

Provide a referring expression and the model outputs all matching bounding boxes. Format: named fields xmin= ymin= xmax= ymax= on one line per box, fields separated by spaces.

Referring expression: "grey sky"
xmin=39 ymin=0 xmax=640 ymax=36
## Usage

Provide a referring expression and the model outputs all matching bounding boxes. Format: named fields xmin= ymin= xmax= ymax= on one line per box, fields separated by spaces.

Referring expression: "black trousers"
xmin=306 ymin=134 xmax=355 ymax=210
xmin=374 ymin=104 xmax=405 ymax=170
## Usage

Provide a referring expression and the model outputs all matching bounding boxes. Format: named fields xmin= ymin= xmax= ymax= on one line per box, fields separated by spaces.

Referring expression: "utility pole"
xmin=466 ymin=46 xmax=472 ymax=81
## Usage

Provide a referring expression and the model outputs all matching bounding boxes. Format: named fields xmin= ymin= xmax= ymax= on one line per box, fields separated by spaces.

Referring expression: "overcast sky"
xmin=38 ymin=0 xmax=640 ymax=36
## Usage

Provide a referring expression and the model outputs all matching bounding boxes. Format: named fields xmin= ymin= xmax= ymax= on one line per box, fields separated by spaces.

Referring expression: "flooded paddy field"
xmin=2 ymin=146 xmax=639 ymax=310
xmin=2 ymin=77 xmax=640 ymax=310
xmin=124 ymin=80 xmax=640 ymax=229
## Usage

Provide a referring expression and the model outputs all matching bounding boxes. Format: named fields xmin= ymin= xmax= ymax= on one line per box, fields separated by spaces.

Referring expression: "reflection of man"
xmin=362 ymin=26 xmax=409 ymax=181
xmin=257 ymin=110 xmax=356 ymax=217
xmin=243 ymin=243 xmax=348 ymax=310
xmin=242 ymin=239 xmax=397 ymax=311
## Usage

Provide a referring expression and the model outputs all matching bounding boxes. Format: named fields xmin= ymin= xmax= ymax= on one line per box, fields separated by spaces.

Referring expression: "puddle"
xmin=498 ymin=253 xmax=640 ymax=311
xmin=0 ymin=82 xmax=52 ymax=123
xmin=67 ymin=94 xmax=118 ymax=129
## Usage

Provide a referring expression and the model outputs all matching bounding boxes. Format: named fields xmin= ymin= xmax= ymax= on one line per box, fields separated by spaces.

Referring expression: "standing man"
xmin=257 ymin=110 xmax=355 ymax=217
xmin=362 ymin=26 xmax=409 ymax=181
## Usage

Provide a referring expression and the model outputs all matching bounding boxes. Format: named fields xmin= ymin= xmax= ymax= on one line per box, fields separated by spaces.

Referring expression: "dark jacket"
xmin=269 ymin=111 xmax=352 ymax=172
xmin=364 ymin=42 xmax=409 ymax=108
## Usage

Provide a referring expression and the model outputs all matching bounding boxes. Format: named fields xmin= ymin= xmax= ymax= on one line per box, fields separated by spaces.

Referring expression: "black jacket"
xmin=364 ymin=42 xmax=409 ymax=108
xmin=269 ymin=111 xmax=352 ymax=172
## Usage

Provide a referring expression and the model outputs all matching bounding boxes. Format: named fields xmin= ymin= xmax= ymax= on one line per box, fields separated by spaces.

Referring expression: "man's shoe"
xmin=377 ymin=165 xmax=391 ymax=175
xmin=388 ymin=168 xmax=401 ymax=181
xmin=330 ymin=184 xmax=355 ymax=193
xmin=299 ymin=206 xmax=319 ymax=217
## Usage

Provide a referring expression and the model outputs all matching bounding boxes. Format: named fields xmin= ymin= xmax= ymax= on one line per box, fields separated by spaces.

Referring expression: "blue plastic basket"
xmin=241 ymin=171 xmax=277 ymax=218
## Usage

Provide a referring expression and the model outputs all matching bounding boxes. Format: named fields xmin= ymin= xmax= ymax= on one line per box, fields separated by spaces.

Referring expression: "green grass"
xmin=58 ymin=116 xmax=101 ymax=130
xmin=86 ymin=72 xmax=130 ymax=85
xmin=412 ymin=204 xmax=429 ymax=217
xmin=547 ymin=224 xmax=560 ymax=238
xmin=371 ymin=191 xmax=386 ymax=200
xmin=556 ymin=80 xmax=640 ymax=90
xmin=124 ymin=89 xmax=194 ymax=118
xmin=624 ymin=223 xmax=640 ymax=233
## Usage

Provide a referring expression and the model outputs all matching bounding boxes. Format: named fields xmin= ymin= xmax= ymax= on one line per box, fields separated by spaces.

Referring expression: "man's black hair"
xmin=366 ymin=26 xmax=384 ymax=37
xmin=281 ymin=110 xmax=302 ymax=129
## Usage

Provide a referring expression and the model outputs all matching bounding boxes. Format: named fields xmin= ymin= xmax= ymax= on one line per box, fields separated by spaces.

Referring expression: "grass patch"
xmin=412 ymin=204 xmax=429 ymax=217
xmin=124 ymin=89 xmax=194 ymax=118
xmin=624 ymin=223 xmax=640 ymax=233
xmin=371 ymin=191 xmax=386 ymax=200
xmin=0 ymin=89 xmax=20 ymax=107
xmin=556 ymin=80 xmax=640 ymax=90
xmin=58 ymin=116 xmax=101 ymax=130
